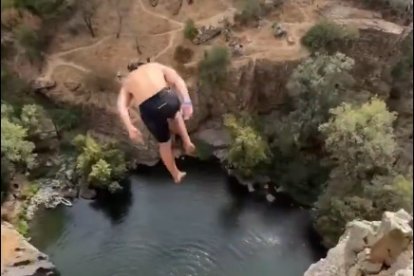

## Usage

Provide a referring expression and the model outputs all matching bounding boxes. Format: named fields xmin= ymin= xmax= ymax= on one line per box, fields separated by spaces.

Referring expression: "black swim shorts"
xmin=139 ymin=87 xmax=181 ymax=143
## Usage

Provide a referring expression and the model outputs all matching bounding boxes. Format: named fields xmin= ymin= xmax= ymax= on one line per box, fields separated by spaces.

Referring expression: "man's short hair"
xmin=127 ymin=61 xmax=146 ymax=72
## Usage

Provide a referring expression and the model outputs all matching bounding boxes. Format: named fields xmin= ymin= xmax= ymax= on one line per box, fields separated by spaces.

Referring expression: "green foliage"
xmin=1 ymin=116 xmax=37 ymax=170
xmin=236 ymin=0 xmax=262 ymax=25
xmin=15 ymin=25 xmax=45 ymax=63
xmin=313 ymin=98 xmax=406 ymax=247
xmin=48 ymin=107 xmax=81 ymax=132
xmin=1 ymin=67 xmax=30 ymax=102
xmin=284 ymin=52 xmax=355 ymax=148
xmin=313 ymin=195 xmax=375 ymax=247
xmin=198 ymin=46 xmax=230 ymax=89
xmin=7 ymin=0 xmax=64 ymax=18
xmin=183 ymin=19 xmax=198 ymax=41
xmin=73 ymin=134 xmax=127 ymax=192
xmin=17 ymin=218 xmax=29 ymax=236
xmin=224 ymin=113 xmax=271 ymax=178
xmin=21 ymin=182 xmax=40 ymax=199
xmin=20 ymin=104 xmax=48 ymax=137
xmin=319 ymin=97 xmax=397 ymax=177
xmin=301 ymin=21 xmax=359 ymax=52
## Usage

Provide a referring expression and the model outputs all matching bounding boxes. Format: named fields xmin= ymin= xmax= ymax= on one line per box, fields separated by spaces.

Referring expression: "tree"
xmin=73 ymin=134 xmax=127 ymax=193
xmin=319 ymin=97 xmax=397 ymax=179
xmin=1 ymin=117 xmax=36 ymax=170
xmin=301 ymin=20 xmax=359 ymax=52
xmin=224 ymin=113 xmax=271 ymax=178
xmin=312 ymin=98 xmax=409 ymax=247
xmin=79 ymin=1 xmax=98 ymax=37
xmin=284 ymin=52 xmax=355 ymax=149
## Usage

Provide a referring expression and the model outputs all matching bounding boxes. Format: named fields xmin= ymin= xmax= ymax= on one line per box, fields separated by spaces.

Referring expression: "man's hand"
xmin=128 ymin=126 xmax=144 ymax=144
xmin=181 ymin=102 xmax=193 ymax=121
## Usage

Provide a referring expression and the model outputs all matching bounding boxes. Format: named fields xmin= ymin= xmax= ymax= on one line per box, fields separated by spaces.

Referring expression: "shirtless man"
xmin=117 ymin=62 xmax=195 ymax=183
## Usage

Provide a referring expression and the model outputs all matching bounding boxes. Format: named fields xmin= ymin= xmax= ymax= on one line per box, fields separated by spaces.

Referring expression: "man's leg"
xmin=159 ymin=139 xmax=186 ymax=183
xmin=170 ymin=111 xmax=195 ymax=155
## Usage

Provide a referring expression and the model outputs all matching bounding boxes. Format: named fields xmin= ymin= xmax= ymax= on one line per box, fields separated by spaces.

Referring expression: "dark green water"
xmin=30 ymin=161 xmax=324 ymax=276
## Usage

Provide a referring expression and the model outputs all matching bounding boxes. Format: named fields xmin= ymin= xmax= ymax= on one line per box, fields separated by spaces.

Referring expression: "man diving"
xmin=117 ymin=61 xmax=195 ymax=183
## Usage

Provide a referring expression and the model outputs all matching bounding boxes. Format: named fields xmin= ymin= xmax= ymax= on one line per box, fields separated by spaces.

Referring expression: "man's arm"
xmin=159 ymin=64 xmax=191 ymax=103
xmin=117 ymin=87 xmax=136 ymax=132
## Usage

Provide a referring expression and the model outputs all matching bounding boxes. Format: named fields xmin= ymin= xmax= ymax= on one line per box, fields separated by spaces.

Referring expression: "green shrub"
xmin=313 ymin=97 xmax=403 ymax=247
xmin=301 ymin=21 xmax=359 ymax=52
xmin=236 ymin=0 xmax=262 ymax=25
xmin=183 ymin=19 xmax=198 ymax=41
xmin=11 ymin=0 xmax=64 ymax=18
xmin=15 ymin=25 xmax=45 ymax=63
xmin=48 ymin=107 xmax=81 ymax=132
xmin=198 ymin=46 xmax=230 ymax=89
xmin=17 ymin=218 xmax=29 ymax=236
xmin=319 ymin=97 xmax=397 ymax=177
xmin=73 ymin=134 xmax=127 ymax=193
xmin=284 ymin=52 xmax=355 ymax=148
xmin=1 ymin=117 xmax=37 ymax=170
xmin=224 ymin=113 xmax=271 ymax=178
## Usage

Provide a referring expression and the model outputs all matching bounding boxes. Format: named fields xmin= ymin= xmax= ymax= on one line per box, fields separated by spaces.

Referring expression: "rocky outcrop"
xmin=305 ymin=209 xmax=413 ymax=276
xmin=1 ymin=222 xmax=58 ymax=276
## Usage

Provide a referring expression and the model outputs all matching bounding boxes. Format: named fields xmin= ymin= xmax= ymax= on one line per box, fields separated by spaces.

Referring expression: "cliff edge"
xmin=305 ymin=210 xmax=413 ymax=276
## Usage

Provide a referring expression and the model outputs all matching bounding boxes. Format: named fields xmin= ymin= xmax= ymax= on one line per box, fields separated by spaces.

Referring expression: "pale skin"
xmin=117 ymin=62 xmax=195 ymax=183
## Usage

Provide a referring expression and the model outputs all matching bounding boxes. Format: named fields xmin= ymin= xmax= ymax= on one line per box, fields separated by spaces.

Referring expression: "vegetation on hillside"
xmin=235 ymin=0 xmax=262 ymax=25
xmin=301 ymin=21 xmax=359 ymax=52
xmin=313 ymin=98 xmax=412 ymax=247
xmin=183 ymin=19 xmax=198 ymax=41
xmin=224 ymin=114 xmax=271 ymax=178
xmin=73 ymin=134 xmax=127 ymax=193
xmin=198 ymin=46 xmax=230 ymax=89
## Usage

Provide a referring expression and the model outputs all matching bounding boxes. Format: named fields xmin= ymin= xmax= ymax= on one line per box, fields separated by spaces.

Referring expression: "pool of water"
xmin=30 ymin=160 xmax=324 ymax=276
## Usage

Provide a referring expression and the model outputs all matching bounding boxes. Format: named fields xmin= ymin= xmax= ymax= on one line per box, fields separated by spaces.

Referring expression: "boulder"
xmin=193 ymin=26 xmax=222 ymax=45
xmin=305 ymin=209 xmax=414 ymax=276
xmin=31 ymin=78 xmax=56 ymax=93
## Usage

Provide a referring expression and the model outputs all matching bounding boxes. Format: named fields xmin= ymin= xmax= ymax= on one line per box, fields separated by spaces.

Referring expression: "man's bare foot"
xmin=183 ymin=142 xmax=196 ymax=156
xmin=173 ymin=171 xmax=187 ymax=184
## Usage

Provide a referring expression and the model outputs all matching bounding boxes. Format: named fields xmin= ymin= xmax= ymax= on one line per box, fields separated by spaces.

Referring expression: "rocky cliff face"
xmin=305 ymin=209 xmax=413 ymax=276
xmin=1 ymin=222 xmax=58 ymax=276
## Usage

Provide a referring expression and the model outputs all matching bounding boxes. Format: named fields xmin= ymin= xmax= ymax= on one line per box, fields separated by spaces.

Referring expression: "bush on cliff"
xmin=284 ymin=52 xmax=355 ymax=149
xmin=312 ymin=98 xmax=412 ymax=247
xmin=183 ymin=19 xmax=198 ymax=41
xmin=224 ymin=113 xmax=271 ymax=178
xmin=73 ymin=134 xmax=127 ymax=193
xmin=1 ymin=104 xmax=37 ymax=171
xmin=198 ymin=46 xmax=230 ymax=89
xmin=235 ymin=0 xmax=262 ymax=25
xmin=301 ymin=21 xmax=359 ymax=52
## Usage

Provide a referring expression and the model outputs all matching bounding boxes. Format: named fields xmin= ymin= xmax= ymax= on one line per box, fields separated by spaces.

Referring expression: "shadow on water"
xmin=88 ymin=180 xmax=133 ymax=225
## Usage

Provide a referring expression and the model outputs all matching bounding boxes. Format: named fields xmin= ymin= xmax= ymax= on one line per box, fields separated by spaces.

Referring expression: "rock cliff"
xmin=305 ymin=210 xmax=413 ymax=276
xmin=1 ymin=222 xmax=58 ymax=276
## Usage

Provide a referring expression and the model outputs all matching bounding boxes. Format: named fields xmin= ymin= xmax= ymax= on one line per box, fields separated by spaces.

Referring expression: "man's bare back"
xmin=123 ymin=63 xmax=170 ymax=106
xmin=117 ymin=62 xmax=195 ymax=183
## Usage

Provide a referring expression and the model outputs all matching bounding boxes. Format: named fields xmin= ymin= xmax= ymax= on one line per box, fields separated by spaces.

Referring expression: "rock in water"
xmin=1 ymin=222 xmax=58 ymax=276
xmin=305 ymin=209 xmax=414 ymax=276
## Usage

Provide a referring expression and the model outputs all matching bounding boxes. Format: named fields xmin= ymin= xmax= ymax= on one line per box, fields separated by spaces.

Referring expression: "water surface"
xmin=31 ymin=161 xmax=324 ymax=276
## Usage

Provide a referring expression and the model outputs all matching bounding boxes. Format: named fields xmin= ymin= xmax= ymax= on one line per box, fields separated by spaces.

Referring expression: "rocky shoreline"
xmin=1 ymin=222 xmax=58 ymax=276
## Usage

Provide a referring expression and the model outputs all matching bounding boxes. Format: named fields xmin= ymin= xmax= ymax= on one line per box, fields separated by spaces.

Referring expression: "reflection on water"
xmin=89 ymin=180 xmax=133 ymax=225
xmin=31 ymin=160 xmax=325 ymax=276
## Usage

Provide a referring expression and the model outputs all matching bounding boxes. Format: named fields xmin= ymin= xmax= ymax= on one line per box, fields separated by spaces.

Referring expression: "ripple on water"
xmin=154 ymin=239 xmax=224 ymax=276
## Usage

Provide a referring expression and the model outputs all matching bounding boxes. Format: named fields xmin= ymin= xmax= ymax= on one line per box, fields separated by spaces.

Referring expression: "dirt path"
xmin=40 ymin=0 xmax=406 ymax=80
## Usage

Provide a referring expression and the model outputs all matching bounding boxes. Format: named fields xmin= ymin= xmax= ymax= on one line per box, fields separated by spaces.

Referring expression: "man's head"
xmin=127 ymin=57 xmax=151 ymax=72
xmin=127 ymin=61 xmax=146 ymax=72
